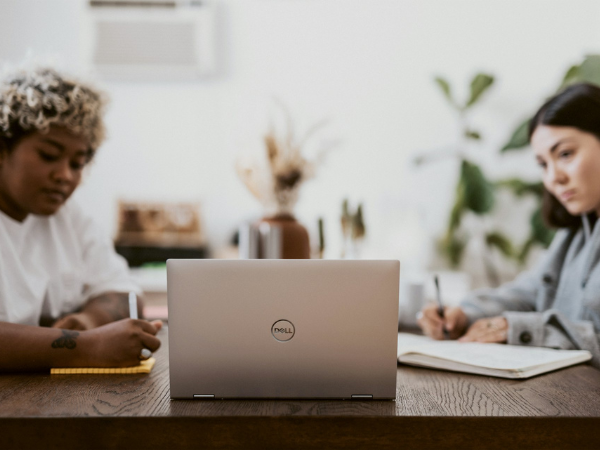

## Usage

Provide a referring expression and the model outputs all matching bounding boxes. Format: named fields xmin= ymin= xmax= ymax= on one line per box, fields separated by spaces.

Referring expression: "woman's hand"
xmin=458 ymin=316 xmax=508 ymax=343
xmin=417 ymin=304 xmax=469 ymax=340
xmin=77 ymin=318 xmax=162 ymax=367
xmin=52 ymin=312 xmax=98 ymax=331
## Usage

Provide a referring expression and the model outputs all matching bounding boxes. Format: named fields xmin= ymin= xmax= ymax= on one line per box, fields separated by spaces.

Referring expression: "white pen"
xmin=128 ymin=291 xmax=138 ymax=319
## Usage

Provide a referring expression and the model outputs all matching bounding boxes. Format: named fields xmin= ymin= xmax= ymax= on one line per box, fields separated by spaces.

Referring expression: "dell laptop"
xmin=167 ymin=259 xmax=399 ymax=399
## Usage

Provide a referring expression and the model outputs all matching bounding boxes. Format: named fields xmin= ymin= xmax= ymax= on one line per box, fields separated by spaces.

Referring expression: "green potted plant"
xmin=418 ymin=73 xmax=516 ymax=286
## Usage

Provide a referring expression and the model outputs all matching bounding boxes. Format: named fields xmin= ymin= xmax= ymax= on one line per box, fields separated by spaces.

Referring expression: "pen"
xmin=434 ymin=275 xmax=450 ymax=339
xmin=128 ymin=291 xmax=138 ymax=320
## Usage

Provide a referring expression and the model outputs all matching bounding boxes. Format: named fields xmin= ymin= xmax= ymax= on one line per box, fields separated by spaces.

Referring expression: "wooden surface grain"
xmin=2 ymin=326 xmax=600 ymax=417
xmin=2 ymin=326 xmax=600 ymax=449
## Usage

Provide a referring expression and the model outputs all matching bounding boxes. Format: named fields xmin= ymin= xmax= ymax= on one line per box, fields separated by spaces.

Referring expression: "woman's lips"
xmin=559 ymin=190 xmax=576 ymax=202
xmin=42 ymin=189 xmax=67 ymax=203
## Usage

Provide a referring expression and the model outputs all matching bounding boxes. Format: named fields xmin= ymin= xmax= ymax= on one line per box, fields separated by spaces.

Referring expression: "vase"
xmin=258 ymin=214 xmax=310 ymax=259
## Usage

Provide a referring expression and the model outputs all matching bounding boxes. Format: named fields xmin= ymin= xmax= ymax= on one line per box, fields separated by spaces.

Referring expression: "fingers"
xmin=459 ymin=317 xmax=508 ymax=343
xmin=443 ymin=307 xmax=460 ymax=331
xmin=444 ymin=307 xmax=468 ymax=339
xmin=473 ymin=328 xmax=507 ymax=343
xmin=417 ymin=304 xmax=445 ymax=340
xmin=53 ymin=315 xmax=86 ymax=331
xmin=51 ymin=317 xmax=69 ymax=329
xmin=139 ymin=332 xmax=161 ymax=353
xmin=150 ymin=320 xmax=163 ymax=332
xmin=131 ymin=319 xmax=162 ymax=352
xmin=459 ymin=319 xmax=486 ymax=342
xmin=133 ymin=319 xmax=161 ymax=336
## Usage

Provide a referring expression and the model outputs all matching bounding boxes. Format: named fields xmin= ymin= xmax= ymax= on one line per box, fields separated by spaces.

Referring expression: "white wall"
xmin=1 ymin=0 xmax=599 ymax=282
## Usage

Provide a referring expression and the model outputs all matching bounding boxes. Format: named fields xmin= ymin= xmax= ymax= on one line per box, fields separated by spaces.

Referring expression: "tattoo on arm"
xmin=51 ymin=330 xmax=80 ymax=350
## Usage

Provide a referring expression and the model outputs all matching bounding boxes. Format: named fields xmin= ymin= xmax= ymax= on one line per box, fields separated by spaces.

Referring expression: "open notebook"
xmin=397 ymin=333 xmax=592 ymax=379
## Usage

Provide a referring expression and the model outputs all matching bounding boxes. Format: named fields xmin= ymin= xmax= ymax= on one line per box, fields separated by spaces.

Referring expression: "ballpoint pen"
xmin=129 ymin=291 xmax=152 ymax=360
xmin=434 ymin=275 xmax=450 ymax=340
xmin=128 ymin=291 xmax=138 ymax=319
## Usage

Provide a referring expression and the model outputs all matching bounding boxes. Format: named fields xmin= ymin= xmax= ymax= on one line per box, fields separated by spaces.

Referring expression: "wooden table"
xmin=1 ymin=326 xmax=600 ymax=450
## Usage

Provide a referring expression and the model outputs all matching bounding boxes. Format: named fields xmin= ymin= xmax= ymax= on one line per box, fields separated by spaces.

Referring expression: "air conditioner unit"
xmin=84 ymin=0 xmax=216 ymax=81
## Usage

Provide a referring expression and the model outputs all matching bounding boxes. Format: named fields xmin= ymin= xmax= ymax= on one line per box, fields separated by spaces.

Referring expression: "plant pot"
xmin=258 ymin=214 xmax=310 ymax=259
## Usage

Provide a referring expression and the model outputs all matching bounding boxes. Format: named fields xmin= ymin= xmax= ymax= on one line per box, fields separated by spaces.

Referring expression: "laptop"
xmin=167 ymin=259 xmax=399 ymax=399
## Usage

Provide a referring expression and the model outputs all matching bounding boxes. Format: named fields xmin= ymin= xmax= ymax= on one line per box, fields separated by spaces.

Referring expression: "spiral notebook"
xmin=397 ymin=333 xmax=591 ymax=379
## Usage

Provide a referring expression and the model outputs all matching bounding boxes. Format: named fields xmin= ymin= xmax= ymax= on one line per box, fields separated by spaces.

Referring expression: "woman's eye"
xmin=70 ymin=160 xmax=86 ymax=170
xmin=38 ymin=151 xmax=59 ymax=162
xmin=537 ymin=160 xmax=547 ymax=169
xmin=558 ymin=150 xmax=573 ymax=159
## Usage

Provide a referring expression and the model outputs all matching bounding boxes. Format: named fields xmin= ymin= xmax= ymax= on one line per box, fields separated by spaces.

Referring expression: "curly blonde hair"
xmin=0 ymin=66 xmax=107 ymax=153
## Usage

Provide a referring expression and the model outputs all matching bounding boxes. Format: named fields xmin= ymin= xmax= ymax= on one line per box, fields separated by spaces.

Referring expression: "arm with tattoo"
xmin=0 ymin=317 xmax=161 ymax=372
xmin=0 ymin=322 xmax=85 ymax=371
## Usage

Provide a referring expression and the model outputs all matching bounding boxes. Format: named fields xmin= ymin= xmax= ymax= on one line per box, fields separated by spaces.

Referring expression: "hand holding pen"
xmin=434 ymin=275 xmax=450 ymax=339
xmin=415 ymin=275 xmax=470 ymax=340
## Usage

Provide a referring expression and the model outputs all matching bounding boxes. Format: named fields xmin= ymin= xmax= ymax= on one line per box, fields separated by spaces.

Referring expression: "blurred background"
xmin=2 ymin=0 xmax=599 ymax=318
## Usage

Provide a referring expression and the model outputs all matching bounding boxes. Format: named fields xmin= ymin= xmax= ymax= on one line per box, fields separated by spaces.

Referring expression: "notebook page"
xmin=398 ymin=333 xmax=591 ymax=370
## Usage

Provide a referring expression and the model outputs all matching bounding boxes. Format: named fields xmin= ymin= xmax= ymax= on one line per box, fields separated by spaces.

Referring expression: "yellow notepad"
xmin=50 ymin=357 xmax=156 ymax=375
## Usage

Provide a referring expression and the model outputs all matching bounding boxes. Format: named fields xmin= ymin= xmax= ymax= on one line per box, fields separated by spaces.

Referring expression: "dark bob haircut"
xmin=529 ymin=83 xmax=600 ymax=229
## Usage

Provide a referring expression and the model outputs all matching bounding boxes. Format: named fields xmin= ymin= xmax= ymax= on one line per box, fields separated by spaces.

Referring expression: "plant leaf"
xmin=448 ymin=199 xmax=463 ymax=232
xmin=434 ymin=76 xmax=456 ymax=106
xmin=531 ymin=207 xmax=555 ymax=247
xmin=440 ymin=177 xmax=467 ymax=267
xmin=576 ymin=54 xmax=600 ymax=87
xmin=465 ymin=129 xmax=481 ymax=140
xmin=517 ymin=237 xmax=535 ymax=265
xmin=461 ymin=160 xmax=494 ymax=214
xmin=439 ymin=233 xmax=467 ymax=268
xmin=485 ymin=231 xmax=515 ymax=258
xmin=501 ymin=118 xmax=530 ymax=152
xmin=560 ymin=64 xmax=582 ymax=89
xmin=449 ymin=179 xmax=466 ymax=232
xmin=495 ymin=179 xmax=544 ymax=198
xmin=465 ymin=73 xmax=494 ymax=108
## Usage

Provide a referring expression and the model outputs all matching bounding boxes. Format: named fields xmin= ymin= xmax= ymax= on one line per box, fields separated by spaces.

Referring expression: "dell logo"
xmin=273 ymin=328 xmax=292 ymax=334
xmin=272 ymin=320 xmax=295 ymax=342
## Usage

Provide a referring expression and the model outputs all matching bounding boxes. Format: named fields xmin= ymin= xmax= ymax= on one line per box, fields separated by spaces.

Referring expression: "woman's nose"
xmin=51 ymin=161 xmax=75 ymax=184
xmin=546 ymin=163 xmax=568 ymax=186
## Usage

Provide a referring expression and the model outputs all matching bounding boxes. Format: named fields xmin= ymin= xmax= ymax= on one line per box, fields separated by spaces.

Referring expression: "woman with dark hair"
xmin=418 ymin=83 xmax=600 ymax=367
xmin=0 ymin=66 xmax=161 ymax=371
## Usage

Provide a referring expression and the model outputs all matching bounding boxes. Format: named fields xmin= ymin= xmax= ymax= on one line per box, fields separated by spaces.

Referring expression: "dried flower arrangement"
xmin=236 ymin=105 xmax=336 ymax=217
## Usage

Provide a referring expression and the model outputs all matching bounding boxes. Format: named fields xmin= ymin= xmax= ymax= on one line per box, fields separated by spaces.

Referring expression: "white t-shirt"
xmin=0 ymin=200 xmax=140 ymax=326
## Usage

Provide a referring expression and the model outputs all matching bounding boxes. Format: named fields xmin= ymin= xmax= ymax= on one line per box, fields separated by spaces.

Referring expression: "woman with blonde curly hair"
xmin=0 ymin=67 xmax=161 ymax=371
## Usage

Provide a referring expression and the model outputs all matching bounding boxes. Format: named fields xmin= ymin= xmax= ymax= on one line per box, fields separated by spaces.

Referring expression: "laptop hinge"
xmin=193 ymin=394 xmax=215 ymax=399
xmin=351 ymin=394 xmax=373 ymax=399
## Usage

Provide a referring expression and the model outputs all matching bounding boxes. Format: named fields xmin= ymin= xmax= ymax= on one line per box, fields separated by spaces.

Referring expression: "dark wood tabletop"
xmin=2 ymin=326 xmax=600 ymax=449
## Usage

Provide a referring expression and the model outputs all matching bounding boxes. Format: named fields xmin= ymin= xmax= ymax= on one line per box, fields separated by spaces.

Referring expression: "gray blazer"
xmin=461 ymin=220 xmax=600 ymax=368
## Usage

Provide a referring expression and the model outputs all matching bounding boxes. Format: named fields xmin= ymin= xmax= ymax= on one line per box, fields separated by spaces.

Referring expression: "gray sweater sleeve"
xmin=459 ymin=229 xmax=600 ymax=367
xmin=460 ymin=268 xmax=540 ymax=323
xmin=460 ymin=229 xmax=572 ymax=324
xmin=504 ymin=310 xmax=600 ymax=368
xmin=460 ymin=273 xmax=600 ymax=367
xmin=461 ymin=276 xmax=600 ymax=367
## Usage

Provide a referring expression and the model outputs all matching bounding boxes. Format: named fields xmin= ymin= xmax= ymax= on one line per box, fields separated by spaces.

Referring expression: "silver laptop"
xmin=167 ymin=259 xmax=399 ymax=400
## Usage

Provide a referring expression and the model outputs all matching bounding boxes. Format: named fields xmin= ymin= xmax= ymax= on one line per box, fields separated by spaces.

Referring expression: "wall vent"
xmin=86 ymin=0 xmax=215 ymax=81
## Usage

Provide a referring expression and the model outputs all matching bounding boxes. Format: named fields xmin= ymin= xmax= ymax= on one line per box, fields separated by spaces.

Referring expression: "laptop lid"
xmin=167 ymin=259 xmax=399 ymax=399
